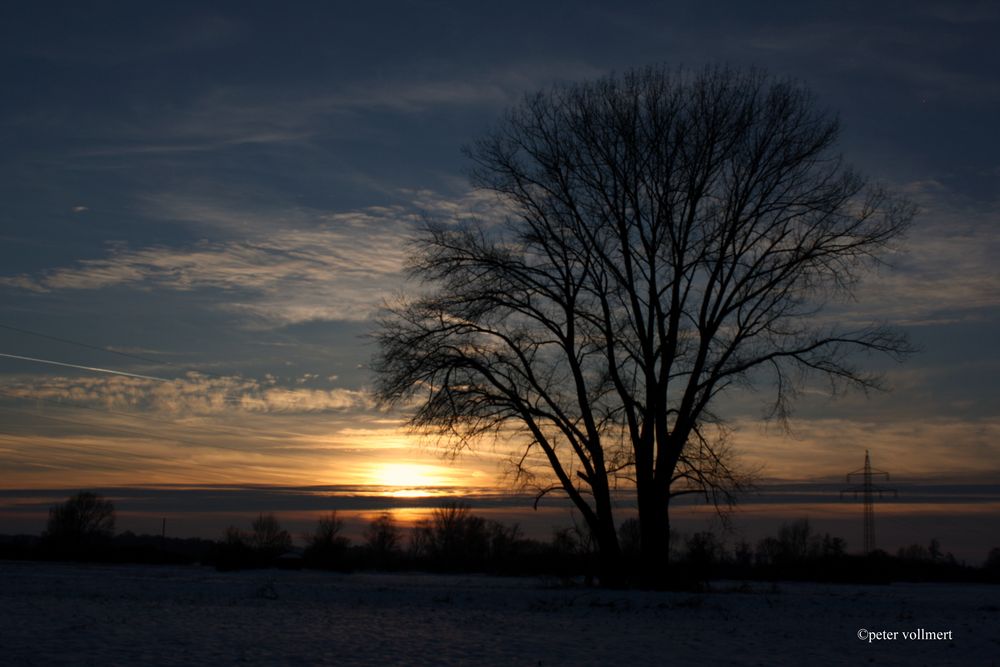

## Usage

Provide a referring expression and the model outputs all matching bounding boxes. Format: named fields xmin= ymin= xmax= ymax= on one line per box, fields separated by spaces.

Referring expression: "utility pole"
xmin=841 ymin=450 xmax=897 ymax=554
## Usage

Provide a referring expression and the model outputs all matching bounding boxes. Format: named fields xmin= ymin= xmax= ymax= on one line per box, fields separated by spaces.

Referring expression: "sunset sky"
xmin=1 ymin=1 xmax=997 ymax=559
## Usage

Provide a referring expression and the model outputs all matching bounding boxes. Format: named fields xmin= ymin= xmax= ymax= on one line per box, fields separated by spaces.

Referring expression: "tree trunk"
xmin=587 ymin=466 xmax=625 ymax=587
xmin=638 ymin=488 xmax=672 ymax=589
xmin=594 ymin=515 xmax=624 ymax=588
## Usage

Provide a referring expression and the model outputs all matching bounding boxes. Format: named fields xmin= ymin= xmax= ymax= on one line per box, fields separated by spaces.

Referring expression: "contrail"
xmin=0 ymin=352 xmax=171 ymax=382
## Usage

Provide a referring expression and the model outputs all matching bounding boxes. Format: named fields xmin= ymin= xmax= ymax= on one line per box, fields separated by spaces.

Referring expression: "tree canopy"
xmin=45 ymin=491 xmax=116 ymax=545
xmin=374 ymin=65 xmax=913 ymax=587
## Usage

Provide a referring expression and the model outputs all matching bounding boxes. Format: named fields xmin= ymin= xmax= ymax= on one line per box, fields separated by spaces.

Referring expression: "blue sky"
xmin=1 ymin=1 xmax=998 ymax=556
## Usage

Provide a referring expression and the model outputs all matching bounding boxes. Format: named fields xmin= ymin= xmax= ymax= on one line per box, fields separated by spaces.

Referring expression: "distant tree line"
xmin=652 ymin=518 xmax=981 ymax=586
xmin=3 ymin=492 xmax=999 ymax=586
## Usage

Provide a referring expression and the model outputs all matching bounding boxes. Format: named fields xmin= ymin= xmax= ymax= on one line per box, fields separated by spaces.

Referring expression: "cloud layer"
xmin=0 ymin=189 xmax=504 ymax=325
xmin=1 ymin=373 xmax=372 ymax=415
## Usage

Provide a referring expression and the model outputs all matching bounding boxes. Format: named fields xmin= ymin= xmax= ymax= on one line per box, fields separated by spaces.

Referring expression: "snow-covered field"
xmin=0 ymin=561 xmax=996 ymax=665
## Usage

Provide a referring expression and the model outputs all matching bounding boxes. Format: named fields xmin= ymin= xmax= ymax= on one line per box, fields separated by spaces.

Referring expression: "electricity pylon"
xmin=841 ymin=450 xmax=897 ymax=554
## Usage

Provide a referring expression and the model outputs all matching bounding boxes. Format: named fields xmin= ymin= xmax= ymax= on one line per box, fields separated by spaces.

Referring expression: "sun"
xmin=372 ymin=463 xmax=449 ymax=491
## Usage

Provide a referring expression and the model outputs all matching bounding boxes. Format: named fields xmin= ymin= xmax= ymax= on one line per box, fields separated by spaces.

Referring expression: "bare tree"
xmin=364 ymin=511 xmax=401 ymax=567
xmin=248 ymin=513 xmax=292 ymax=557
xmin=303 ymin=511 xmax=351 ymax=568
xmin=374 ymin=65 xmax=913 ymax=587
xmin=410 ymin=502 xmax=490 ymax=569
xmin=45 ymin=491 xmax=116 ymax=544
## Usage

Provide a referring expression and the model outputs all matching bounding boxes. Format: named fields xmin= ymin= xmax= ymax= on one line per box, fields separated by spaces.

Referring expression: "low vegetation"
xmin=2 ymin=493 xmax=997 ymax=587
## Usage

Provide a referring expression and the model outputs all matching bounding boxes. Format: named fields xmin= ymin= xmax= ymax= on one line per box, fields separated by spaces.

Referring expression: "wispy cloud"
xmin=917 ymin=0 xmax=1000 ymax=24
xmin=0 ymin=398 xmax=485 ymax=490
xmin=0 ymin=188 xmax=506 ymax=325
xmin=70 ymin=61 xmax=605 ymax=157
xmin=159 ymin=79 xmax=512 ymax=147
xmin=1 ymin=373 xmax=373 ymax=415
xmin=8 ymin=12 xmax=248 ymax=67
xmin=1 ymin=234 xmax=404 ymax=323
xmin=841 ymin=180 xmax=1000 ymax=325
xmin=744 ymin=12 xmax=1000 ymax=107
xmin=733 ymin=416 xmax=1000 ymax=482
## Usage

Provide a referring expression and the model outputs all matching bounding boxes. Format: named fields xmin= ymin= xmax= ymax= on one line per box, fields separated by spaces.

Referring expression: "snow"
xmin=0 ymin=561 xmax=996 ymax=665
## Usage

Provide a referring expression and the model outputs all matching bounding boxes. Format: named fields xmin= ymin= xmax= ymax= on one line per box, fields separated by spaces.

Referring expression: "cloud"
xmin=7 ymin=11 xmax=247 ymax=67
xmin=0 ymin=209 xmax=410 ymax=323
xmin=746 ymin=13 xmax=1000 ymax=104
xmin=732 ymin=416 xmax=1000 ymax=482
xmin=4 ymin=176 xmax=994 ymax=333
xmin=0 ymin=188 xmax=507 ymax=325
xmin=840 ymin=181 xmax=1000 ymax=325
xmin=0 ymin=373 xmax=373 ymax=415
xmin=72 ymin=80 xmax=511 ymax=158
xmin=0 ymin=431 xmax=318 ymax=487
xmin=70 ymin=61 xmax=605 ymax=157
xmin=918 ymin=0 xmax=1000 ymax=24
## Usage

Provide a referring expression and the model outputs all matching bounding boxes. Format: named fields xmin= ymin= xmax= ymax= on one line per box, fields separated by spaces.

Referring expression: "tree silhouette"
xmin=364 ymin=512 xmax=401 ymax=567
xmin=303 ymin=512 xmax=350 ymax=568
xmin=248 ymin=513 xmax=292 ymax=557
xmin=374 ymin=64 xmax=914 ymax=587
xmin=411 ymin=502 xmax=491 ymax=570
xmin=45 ymin=491 xmax=116 ymax=547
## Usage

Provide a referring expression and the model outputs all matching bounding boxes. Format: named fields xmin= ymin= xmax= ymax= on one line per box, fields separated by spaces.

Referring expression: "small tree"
xmin=45 ymin=491 xmax=116 ymax=546
xmin=224 ymin=525 xmax=247 ymax=547
xmin=756 ymin=519 xmax=846 ymax=567
xmin=216 ymin=514 xmax=292 ymax=569
xmin=984 ymin=547 xmax=1000 ymax=579
xmin=777 ymin=518 xmax=814 ymax=561
xmin=303 ymin=512 xmax=350 ymax=568
xmin=487 ymin=520 xmax=523 ymax=567
xmin=618 ymin=518 xmax=642 ymax=563
xmin=215 ymin=525 xmax=254 ymax=570
xmin=365 ymin=512 xmax=401 ymax=567
xmin=248 ymin=513 xmax=292 ymax=558
xmin=685 ymin=531 xmax=726 ymax=566
xmin=410 ymin=502 xmax=492 ymax=570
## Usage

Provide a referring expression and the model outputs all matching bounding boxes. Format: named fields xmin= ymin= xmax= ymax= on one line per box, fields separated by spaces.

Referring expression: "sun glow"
xmin=371 ymin=463 xmax=451 ymax=495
